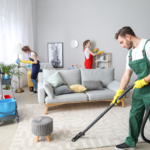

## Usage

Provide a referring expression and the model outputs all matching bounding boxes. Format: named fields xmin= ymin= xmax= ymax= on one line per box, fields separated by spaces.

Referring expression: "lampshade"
xmin=13 ymin=43 xmax=24 ymax=54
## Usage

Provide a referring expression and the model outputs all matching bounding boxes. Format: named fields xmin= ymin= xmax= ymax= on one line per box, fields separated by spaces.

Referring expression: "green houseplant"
xmin=0 ymin=62 xmax=27 ymax=90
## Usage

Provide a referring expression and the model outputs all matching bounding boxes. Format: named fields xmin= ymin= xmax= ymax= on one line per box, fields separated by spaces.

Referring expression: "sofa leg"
xmin=121 ymin=98 xmax=125 ymax=107
xmin=44 ymin=105 xmax=48 ymax=114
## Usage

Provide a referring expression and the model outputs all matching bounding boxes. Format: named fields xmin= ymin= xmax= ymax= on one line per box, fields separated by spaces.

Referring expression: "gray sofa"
xmin=38 ymin=68 xmax=130 ymax=114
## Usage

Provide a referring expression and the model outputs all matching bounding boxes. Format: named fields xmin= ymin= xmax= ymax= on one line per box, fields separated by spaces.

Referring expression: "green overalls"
xmin=125 ymin=39 xmax=150 ymax=147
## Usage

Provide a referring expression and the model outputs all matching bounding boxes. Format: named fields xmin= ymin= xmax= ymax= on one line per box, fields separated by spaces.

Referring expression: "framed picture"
xmin=47 ymin=42 xmax=63 ymax=68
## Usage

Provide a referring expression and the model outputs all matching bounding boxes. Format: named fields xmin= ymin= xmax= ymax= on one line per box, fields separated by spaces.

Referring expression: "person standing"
xmin=111 ymin=26 xmax=150 ymax=150
xmin=83 ymin=40 xmax=99 ymax=69
xmin=20 ymin=46 xmax=40 ymax=94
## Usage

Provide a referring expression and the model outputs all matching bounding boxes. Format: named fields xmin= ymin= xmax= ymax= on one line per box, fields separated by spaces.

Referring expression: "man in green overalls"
xmin=111 ymin=26 xmax=150 ymax=150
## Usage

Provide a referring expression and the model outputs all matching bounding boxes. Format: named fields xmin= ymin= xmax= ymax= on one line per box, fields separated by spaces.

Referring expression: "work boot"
xmin=115 ymin=143 xmax=136 ymax=150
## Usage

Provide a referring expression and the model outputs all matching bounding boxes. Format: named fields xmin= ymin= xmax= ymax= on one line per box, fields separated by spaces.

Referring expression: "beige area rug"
xmin=10 ymin=102 xmax=150 ymax=150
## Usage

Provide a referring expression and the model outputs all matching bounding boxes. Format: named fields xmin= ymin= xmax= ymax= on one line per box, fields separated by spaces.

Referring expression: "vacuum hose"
xmin=140 ymin=104 xmax=150 ymax=144
xmin=71 ymin=84 xmax=134 ymax=142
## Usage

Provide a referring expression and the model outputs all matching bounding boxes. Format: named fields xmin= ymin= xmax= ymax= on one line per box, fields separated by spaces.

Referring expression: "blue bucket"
xmin=0 ymin=98 xmax=16 ymax=118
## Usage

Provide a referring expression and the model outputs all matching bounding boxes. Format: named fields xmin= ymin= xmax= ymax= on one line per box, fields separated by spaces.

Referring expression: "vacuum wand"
xmin=71 ymin=84 xmax=134 ymax=142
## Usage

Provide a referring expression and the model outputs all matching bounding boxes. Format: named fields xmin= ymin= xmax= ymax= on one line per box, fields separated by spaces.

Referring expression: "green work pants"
xmin=125 ymin=85 xmax=150 ymax=147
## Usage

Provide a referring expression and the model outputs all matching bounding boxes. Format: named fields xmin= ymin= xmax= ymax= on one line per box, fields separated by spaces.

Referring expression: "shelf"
xmin=95 ymin=52 xmax=110 ymax=69
xmin=95 ymin=60 xmax=109 ymax=62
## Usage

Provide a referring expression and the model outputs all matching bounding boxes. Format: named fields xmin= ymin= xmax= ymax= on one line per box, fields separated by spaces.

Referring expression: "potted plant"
xmin=0 ymin=62 xmax=27 ymax=96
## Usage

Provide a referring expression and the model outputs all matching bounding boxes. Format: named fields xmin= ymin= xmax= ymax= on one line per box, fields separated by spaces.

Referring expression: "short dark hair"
xmin=115 ymin=26 xmax=136 ymax=39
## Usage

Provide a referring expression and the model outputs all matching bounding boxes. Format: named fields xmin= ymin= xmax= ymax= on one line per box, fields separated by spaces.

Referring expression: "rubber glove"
xmin=133 ymin=78 xmax=149 ymax=89
xmin=20 ymin=59 xmax=33 ymax=64
xmin=110 ymin=89 xmax=125 ymax=105
xmin=98 ymin=51 xmax=104 ymax=55
xmin=92 ymin=48 xmax=98 ymax=53
xmin=26 ymin=60 xmax=33 ymax=64
xmin=19 ymin=59 xmax=26 ymax=63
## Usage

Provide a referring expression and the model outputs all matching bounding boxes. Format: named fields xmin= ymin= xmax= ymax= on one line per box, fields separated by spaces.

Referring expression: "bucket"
xmin=0 ymin=98 xmax=16 ymax=118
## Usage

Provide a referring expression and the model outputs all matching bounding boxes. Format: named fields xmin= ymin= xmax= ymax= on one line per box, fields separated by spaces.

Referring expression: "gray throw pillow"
xmin=53 ymin=85 xmax=74 ymax=96
xmin=83 ymin=81 xmax=104 ymax=90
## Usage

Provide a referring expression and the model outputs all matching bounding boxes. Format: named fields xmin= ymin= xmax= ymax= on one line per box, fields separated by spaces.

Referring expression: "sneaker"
xmin=115 ymin=143 xmax=135 ymax=150
xmin=33 ymin=91 xmax=38 ymax=94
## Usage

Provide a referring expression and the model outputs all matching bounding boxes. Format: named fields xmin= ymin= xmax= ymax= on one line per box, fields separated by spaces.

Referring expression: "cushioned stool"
xmin=31 ymin=116 xmax=53 ymax=143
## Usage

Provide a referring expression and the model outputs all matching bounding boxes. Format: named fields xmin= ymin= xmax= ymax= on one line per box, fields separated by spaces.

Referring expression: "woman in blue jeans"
xmin=20 ymin=45 xmax=40 ymax=94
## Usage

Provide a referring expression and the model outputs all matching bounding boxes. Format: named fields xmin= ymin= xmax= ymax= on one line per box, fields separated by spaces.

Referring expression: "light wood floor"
xmin=0 ymin=86 xmax=149 ymax=150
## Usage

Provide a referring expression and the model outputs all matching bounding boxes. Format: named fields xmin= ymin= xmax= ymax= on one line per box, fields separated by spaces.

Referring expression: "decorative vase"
xmin=99 ymin=54 xmax=105 ymax=60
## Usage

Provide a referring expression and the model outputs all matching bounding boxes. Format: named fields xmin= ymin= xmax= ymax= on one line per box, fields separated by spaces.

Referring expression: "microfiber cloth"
xmin=15 ymin=58 xmax=20 ymax=65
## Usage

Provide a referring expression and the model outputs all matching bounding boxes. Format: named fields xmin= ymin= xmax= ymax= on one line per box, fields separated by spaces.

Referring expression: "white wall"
xmin=33 ymin=0 xmax=150 ymax=85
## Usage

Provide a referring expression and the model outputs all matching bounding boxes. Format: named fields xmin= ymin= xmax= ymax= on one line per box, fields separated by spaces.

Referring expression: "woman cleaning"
xmin=83 ymin=40 xmax=104 ymax=69
xmin=20 ymin=46 xmax=40 ymax=94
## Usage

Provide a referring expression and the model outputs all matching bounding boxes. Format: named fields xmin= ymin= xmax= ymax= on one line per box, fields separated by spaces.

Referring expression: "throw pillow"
xmin=83 ymin=81 xmax=104 ymax=90
xmin=45 ymin=72 xmax=66 ymax=88
xmin=43 ymin=80 xmax=54 ymax=98
xmin=69 ymin=84 xmax=87 ymax=93
xmin=53 ymin=85 xmax=74 ymax=96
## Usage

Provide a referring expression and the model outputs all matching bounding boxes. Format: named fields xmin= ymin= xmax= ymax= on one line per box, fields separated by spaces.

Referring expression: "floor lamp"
xmin=13 ymin=43 xmax=24 ymax=93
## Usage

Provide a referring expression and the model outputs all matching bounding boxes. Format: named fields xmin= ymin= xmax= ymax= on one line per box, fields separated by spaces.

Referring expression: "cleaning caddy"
xmin=0 ymin=70 xmax=19 ymax=124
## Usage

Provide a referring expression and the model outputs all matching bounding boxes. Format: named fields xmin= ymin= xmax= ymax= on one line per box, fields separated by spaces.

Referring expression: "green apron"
xmin=125 ymin=39 xmax=150 ymax=147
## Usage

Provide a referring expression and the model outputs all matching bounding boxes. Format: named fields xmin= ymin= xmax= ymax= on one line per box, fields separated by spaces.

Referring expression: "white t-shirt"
xmin=84 ymin=48 xmax=90 ymax=59
xmin=126 ymin=39 xmax=150 ymax=70
xmin=28 ymin=52 xmax=39 ymax=60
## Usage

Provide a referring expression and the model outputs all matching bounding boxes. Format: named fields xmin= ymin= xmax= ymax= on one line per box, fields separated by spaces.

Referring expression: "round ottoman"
xmin=31 ymin=116 xmax=53 ymax=143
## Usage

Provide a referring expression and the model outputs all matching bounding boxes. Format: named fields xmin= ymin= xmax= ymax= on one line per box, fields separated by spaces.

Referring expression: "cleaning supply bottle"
xmin=4 ymin=73 xmax=9 ymax=79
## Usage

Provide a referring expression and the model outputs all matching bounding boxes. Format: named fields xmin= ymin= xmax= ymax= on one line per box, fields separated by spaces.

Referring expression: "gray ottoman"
xmin=31 ymin=116 xmax=53 ymax=143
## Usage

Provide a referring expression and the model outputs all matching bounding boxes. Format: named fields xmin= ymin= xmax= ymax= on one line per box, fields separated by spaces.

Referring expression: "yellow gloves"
xmin=92 ymin=48 xmax=98 ymax=53
xmin=92 ymin=49 xmax=104 ymax=55
xmin=26 ymin=60 xmax=33 ymax=64
xmin=98 ymin=51 xmax=104 ymax=55
xmin=20 ymin=59 xmax=33 ymax=64
xmin=133 ymin=78 xmax=149 ymax=89
xmin=110 ymin=89 xmax=125 ymax=105
xmin=19 ymin=59 xmax=26 ymax=63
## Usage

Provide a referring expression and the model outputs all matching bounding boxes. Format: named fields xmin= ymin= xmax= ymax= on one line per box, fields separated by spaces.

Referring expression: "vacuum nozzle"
xmin=71 ymin=132 xmax=84 ymax=142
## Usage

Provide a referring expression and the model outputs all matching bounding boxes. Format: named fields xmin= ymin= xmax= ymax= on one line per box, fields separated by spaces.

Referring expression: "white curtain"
xmin=0 ymin=0 xmax=34 ymax=90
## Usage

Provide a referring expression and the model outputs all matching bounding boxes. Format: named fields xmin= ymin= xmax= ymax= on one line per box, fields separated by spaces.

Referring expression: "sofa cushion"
xmin=45 ymin=72 xmax=66 ymax=88
xmin=83 ymin=81 xmax=104 ymax=90
xmin=106 ymin=79 xmax=120 ymax=92
xmin=107 ymin=80 xmax=130 ymax=98
xmin=43 ymin=69 xmax=81 ymax=86
xmin=53 ymin=85 xmax=74 ymax=96
xmin=45 ymin=93 xmax=88 ymax=104
xmin=43 ymin=80 xmax=53 ymax=98
xmin=85 ymin=88 xmax=115 ymax=101
xmin=69 ymin=84 xmax=87 ymax=93
xmin=80 ymin=68 xmax=114 ymax=88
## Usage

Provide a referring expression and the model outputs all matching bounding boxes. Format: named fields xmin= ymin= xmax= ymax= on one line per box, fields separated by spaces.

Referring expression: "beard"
xmin=126 ymin=39 xmax=133 ymax=50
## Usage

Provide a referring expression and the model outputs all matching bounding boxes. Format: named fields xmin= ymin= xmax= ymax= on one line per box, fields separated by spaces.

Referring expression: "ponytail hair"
xmin=83 ymin=40 xmax=90 ymax=52
xmin=22 ymin=45 xmax=38 ymax=57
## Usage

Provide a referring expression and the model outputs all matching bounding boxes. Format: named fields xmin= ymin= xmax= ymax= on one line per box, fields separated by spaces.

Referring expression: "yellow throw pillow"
xmin=69 ymin=84 xmax=87 ymax=93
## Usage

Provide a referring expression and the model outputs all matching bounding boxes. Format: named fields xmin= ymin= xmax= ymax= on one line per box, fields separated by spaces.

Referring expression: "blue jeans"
xmin=31 ymin=78 xmax=37 ymax=90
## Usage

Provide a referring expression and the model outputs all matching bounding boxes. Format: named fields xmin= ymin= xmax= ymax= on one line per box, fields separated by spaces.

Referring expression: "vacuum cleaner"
xmin=72 ymin=84 xmax=150 ymax=144
xmin=140 ymin=104 xmax=150 ymax=144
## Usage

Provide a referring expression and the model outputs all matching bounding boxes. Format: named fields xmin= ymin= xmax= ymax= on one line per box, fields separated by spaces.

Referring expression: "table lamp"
xmin=13 ymin=43 xmax=24 ymax=93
